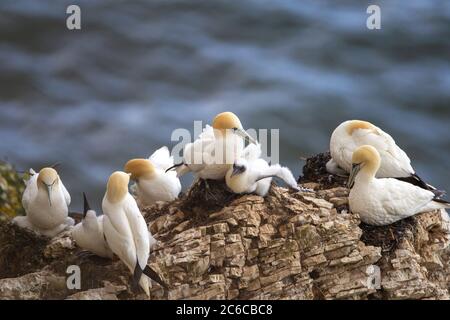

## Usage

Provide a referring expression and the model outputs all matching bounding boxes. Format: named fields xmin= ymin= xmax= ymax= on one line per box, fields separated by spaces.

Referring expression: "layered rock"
xmin=0 ymin=153 xmax=449 ymax=300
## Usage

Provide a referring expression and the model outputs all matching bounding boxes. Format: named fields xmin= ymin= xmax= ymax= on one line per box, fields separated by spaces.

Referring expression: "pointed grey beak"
xmin=235 ymin=128 xmax=257 ymax=145
xmin=83 ymin=192 xmax=91 ymax=218
xmin=45 ymin=184 xmax=53 ymax=207
xmin=347 ymin=163 xmax=361 ymax=189
xmin=230 ymin=164 xmax=245 ymax=178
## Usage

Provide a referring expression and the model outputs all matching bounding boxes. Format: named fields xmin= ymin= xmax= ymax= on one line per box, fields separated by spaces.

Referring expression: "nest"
xmin=0 ymin=220 xmax=49 ymax=278
xmin=180 ymin=179 xmax=240 ymax=219
xmin=360 ymin=218 xmax=416 ymax=253
xmin=299 ymin=152 xmax=347 ymax=189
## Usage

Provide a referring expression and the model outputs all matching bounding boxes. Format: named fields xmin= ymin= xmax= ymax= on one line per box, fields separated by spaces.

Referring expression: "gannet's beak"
xmin=230 ymin=164 xmax=246 ymax=178
xmin=234 ymin=128 xmax=257 ymax=145
xmin=347 ymin=163 xmax=361 ymax=189
xmin=45 ymin=184 xmax=53 ymax=207
xmin=83 ymin=192 xmax=91 ymax=219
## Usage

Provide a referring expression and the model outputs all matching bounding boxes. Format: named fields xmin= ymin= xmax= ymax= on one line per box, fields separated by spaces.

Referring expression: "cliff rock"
xmin=0 ymin=153 xmax=449 ymax=300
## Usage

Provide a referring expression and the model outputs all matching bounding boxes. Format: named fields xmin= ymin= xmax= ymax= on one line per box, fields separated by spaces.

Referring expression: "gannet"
xmin=102 ymin=171 xmax=166 ymax=296
xmin=348 ymin=145 xmax=450 ymax=226
xmin=327 ymin=120 xmax=438 ymax=192
xmin=124 ymin=147 xmax=181 ymax=207
xmin=71 ymin=193 xmax=113 ymax=259
xmin=13 ymin=168 xmax=74 ymax=237
xmin=225 ymin=143 xmax=300 ymax=197
xmin=168 ymin=111 xmax=257 ymax=181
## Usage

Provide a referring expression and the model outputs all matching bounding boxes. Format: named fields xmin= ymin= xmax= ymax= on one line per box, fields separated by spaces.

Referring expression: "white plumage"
xmin=14 ymin=168 xmax=74 ymax=237
xmin=172 ymin=112 xmax=256 ymax=181
xmin=102 ymin=171 xmax=152 ymax=296
xmin=348 ymin=145 xmax=450 ymax=226
xmin=327 ymin=120 xmax=415 ymax=178
xmin=225 ymin=144 xmax=299 ymax=197
xmin=71 ymin=193 xmax=113 ymax=259
xmin=125 ymin=146 xmax=181 ymax=207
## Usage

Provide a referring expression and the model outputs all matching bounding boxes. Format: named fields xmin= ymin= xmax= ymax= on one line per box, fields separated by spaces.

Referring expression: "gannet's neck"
xmin=106 ymin=172 xmax=130 ymax=203
xmin=356 ymin=155 xmax=380 ymax=184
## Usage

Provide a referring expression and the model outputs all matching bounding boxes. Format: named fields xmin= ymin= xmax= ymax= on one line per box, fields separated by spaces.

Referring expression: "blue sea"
xmin=0 ymin=0 xmax=449 ymax=211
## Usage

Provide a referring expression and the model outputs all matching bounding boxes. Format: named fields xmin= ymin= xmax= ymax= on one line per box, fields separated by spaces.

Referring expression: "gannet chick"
xmin=348 ymin=145 xmax=450 ymax=226
xmin=71 ymin=193 xmax=113 ymax=259
xmin=327 ymin=120 xmax=438 ymax=192
xmin=168 ymin=111 xmax=257 ymax=180
xmin=14 ymin=168 xmax=74 ymax=237
xmin=102 ymin=171 xmax=166 ymax=296
xmin=124 ymin=147 xmax=181 ymax=207
xmin=225 ymin=144 xmax=300 ymax=197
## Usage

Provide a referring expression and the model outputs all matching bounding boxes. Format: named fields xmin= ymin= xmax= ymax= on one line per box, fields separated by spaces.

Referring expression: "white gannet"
xmin=168 ymin=111 xmax=258 ymax=181
xmin=348 ymin=145 xmax=450 ymax=226
xmin=125 ymin=147 xmax=181 ymax=207
xmin=225 ymin=143 xmax=300 ymax=197
xmin=71 ymin=193 xmax=113 ymax=259
xmin=102 ymin=171 xmax=166 ymax=296
xmin=14 ymin=167 xmax=74 ymax=237
xmin=327 ymin=120 xmax=439 ymax=193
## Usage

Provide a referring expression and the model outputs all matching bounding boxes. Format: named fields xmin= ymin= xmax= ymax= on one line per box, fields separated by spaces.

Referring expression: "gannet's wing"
xmin=124 ymin=195 xmax=150 ymax=271
xmin=149 ymin=146 xmax=173 ymax=171
xmin=22 ymin=172 xmax=38 ymax=212
xmin=352 ymin=127 xmax=413 ymax=176
xmin=60 ymin=180 xmax=71 ymax=206
xmin=378 ymin=179 xmax=439 ymax=219
xmin=103 ymin=213 xmax=136 ymax=270
xmin=255 ymin=162 xmax=298 ymax=190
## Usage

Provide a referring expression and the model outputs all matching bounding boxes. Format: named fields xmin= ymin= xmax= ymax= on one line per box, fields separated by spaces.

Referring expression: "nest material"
xmin=299 ymin=152 xmax=347 ymax=189
xmin=0 ymin=220 xmax=49 ymax=278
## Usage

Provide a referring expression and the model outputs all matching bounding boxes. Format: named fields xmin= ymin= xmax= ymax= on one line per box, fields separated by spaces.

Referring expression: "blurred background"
xmin=0 ymin=0 xmax=449 ymax=211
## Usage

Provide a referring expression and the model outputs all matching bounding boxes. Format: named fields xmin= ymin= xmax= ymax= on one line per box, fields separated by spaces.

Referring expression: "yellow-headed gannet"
xmin=125 ymin=147 xmax=181 ymax=207
xmin=102 ymin=171 xmax=167 ymax=296
xmin=327 ymin=120 xmax=441 ymax=193
xmin=167 ymin=111 xmax=257 ymax=181
xmin=348 ymin=145 xmax=450 ymax=226
xmin=71 ymin=193 xmax=113 ymax=259
xmin=225 ymin=143 xmax=300 ymax=196
xmin=14 ymin=168 xmax=74 ymax=237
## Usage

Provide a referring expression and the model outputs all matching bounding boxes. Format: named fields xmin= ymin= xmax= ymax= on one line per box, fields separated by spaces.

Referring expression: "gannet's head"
xmin=230 ymin=158 xmax=248 ymax=178
xmin=82 ymin=192 xmax=96 ymax=220
xmin=212 ymin=112 xmax=257 ymax=144
xmin=347 ymin=145 xmax=381 ymax=188
xmin=345 ymin=120 xmax=378 ymax=136
xmin=37 ymin=167 xmax=59 ymax=206
xmin=106 ymin=171 xmax=130 ymax=203
xmin=124 ymin=159 xmax=155 ymax=181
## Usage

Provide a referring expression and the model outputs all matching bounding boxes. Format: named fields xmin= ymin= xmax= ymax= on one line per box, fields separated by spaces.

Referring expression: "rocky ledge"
xmin=0 ymin=153 xmax=449 ymax=300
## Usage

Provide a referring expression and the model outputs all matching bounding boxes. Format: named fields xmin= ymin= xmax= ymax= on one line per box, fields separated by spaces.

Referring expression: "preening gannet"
xmin=14 ymin=168 xmax=74 ymax=237
xmin=125 ymin=147 xmax=181 ymax=207
xmin=102 ymin=171 xmax=166 ymax=296
xmin=168 ymin=111 xmax=257 ymax=180
xmin=225 ymin=144 xmax=300 ymax=197
xmin=327 ymin=120 xmax=438 ymax=192
xmin=71 ymin=193 xmax=113 ymax=259
xmin=348 ymin=145 xmax=450 ymax=226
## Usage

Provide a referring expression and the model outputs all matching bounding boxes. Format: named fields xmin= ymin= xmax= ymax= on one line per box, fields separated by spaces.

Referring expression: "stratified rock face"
xmin=0 ymin=154 xmax=449 ymax=300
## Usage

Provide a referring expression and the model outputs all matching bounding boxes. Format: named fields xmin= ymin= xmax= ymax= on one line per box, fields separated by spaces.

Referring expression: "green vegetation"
xmin=0 ymin=161 xmax=25 ymax=219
